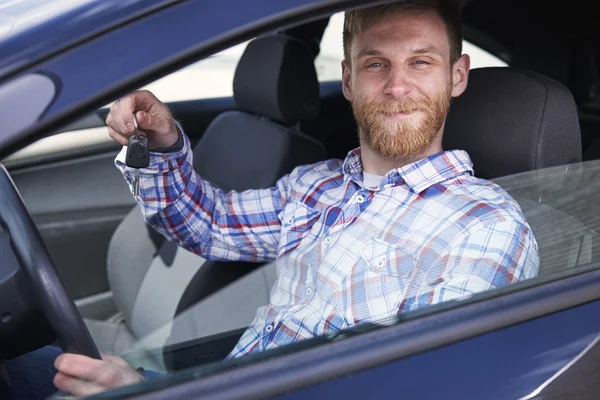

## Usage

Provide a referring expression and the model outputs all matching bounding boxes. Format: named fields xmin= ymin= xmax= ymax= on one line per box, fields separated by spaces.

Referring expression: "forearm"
xmin=410 ymin=219 xmax=540 ymax=309
xmin=115 ymin=131 xmax=283 ymax=262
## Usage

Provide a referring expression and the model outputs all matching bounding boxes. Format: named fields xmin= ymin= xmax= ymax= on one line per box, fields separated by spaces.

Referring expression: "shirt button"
xmin=287 ymin=217 xmax=294 ymax=225
xmin=356 ymin=195 xmax=365 ymax=203
xmin=265 ymin=324 xmax=274 ymax=333
xmin=377 ymin=258 xmax=386 ymax=269
xmin=305 ymin=287 xmax=313 ymax=296
xmin=325 ymin=236 xmax=334 ymax=244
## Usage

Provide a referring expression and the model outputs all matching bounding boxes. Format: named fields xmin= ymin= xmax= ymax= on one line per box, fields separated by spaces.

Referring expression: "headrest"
xmin=443 ymin=67 xmax=582 ymax=179
xmin=233 ymin=34 xmax=320 ymax=125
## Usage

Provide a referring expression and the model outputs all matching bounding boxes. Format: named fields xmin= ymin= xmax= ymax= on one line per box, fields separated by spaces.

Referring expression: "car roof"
xmin=0 ymin=0 xmax=96 ymax=41
xmin=0 ymin=0 xmax=175 ymax=76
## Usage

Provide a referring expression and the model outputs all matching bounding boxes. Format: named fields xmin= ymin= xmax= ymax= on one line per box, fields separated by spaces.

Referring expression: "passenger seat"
xmin=84 ymin=33 xmax=326 ymax=356
xmin=443 ymin=67 xmax=595 ymax=276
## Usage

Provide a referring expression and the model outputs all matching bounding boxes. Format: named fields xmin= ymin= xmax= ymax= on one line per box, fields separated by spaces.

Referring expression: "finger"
xmin=136 ymin=110 xmax=165 ymax=134
xmin=54 ymin=353 xmax=104 ymax=378
xmin=54 ymin=372 xmax=106 ymax=397
xmin=134 ymin=89 xmax=159 ymax=112
xmin=109 ymin=99 xmax=128 ymax=135
xmin=108 ymin=126 xmax=128 ymax=146
xmin=102 ymin=354 xmax=132 ymax=369
xmin=105 ymin=112 xmax=114 ymax=129
xmin=118 ymin=96 xmax=136 ymax=134
xmin=87 ymin=363 xmax=123 ymax=387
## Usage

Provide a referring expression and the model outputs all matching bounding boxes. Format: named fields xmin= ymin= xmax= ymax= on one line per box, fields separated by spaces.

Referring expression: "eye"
xmin=414 ymin=59 xmax=431 ymax=66
xmin=368 ymin=62 xmax=384 ymax=69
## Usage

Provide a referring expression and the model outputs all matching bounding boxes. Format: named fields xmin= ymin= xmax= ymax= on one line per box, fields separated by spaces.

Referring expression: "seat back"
xmin=444 ymin=67 xmax=593 ymax=275
xmin=443 ymin=67 xmax=581 ymax=179
xmin=107 ymin=34 xmax=326 ymax=341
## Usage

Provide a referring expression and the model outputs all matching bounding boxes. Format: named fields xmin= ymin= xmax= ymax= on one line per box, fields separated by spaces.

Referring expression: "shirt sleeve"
xmin=409 ymin=219 xmax=540 ymax=309
xmin=114 ymin=127 xmax=288 ymax=263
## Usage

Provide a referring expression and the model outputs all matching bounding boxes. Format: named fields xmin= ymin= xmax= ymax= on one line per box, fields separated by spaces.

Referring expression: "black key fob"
xmin=126 ymin=134 xmax=150 ymax=168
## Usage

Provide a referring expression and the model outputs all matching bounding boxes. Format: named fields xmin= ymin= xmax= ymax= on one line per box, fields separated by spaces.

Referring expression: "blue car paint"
xmin=0 ymin=0 xmax=597 ymax=397
xmin=276 ymin=299 xmax=600 ymax=399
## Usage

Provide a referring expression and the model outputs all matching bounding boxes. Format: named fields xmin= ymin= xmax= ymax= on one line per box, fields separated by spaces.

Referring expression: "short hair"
xmin=343 ymin=0 xmax=465 ymax=65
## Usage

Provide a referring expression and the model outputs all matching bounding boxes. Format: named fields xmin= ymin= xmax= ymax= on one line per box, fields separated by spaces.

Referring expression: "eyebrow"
xmin=355 ymin=46 xmax=444 ymax=59
xmin=412 ymin=46 xmax=444 ymax=57
xmin=355 ymin=49 xmax=383 ymax=59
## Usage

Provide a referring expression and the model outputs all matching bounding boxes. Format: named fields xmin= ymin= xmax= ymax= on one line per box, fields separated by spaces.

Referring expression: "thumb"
xmin=135 ymin=110 xmax=164 ymax=133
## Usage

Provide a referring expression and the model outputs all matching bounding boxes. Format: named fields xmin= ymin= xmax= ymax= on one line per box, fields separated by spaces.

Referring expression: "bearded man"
xmin=104 ymin=0 xmax=539 ymax=361
xmin=6 ymin=1 xmax=539 ymax=398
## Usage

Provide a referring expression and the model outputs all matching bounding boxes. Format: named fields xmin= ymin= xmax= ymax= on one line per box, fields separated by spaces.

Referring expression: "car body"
xmin=1 ymin=0 xmax=600 ymax=399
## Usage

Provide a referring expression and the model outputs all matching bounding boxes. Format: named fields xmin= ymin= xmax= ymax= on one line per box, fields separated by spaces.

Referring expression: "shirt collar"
xmin=341 ymin=148 xmax=474 ymax=193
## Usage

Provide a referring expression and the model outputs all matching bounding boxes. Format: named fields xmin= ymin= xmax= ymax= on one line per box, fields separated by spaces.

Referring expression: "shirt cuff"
xmin=114 ymin=120 xmax=192 ymax=181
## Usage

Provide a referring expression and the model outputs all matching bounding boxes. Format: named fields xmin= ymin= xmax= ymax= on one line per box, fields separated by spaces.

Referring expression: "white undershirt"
xmin=362 ymin=171 xmax=384 ymax=188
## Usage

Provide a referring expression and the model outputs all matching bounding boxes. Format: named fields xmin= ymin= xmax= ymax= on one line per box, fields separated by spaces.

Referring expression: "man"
xmin=7 ymin=1 xmax=539 ymax=398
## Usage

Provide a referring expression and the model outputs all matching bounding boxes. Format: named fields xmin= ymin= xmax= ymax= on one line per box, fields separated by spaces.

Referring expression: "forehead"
xmin=351 ymin=10 xmax=450 ymax=57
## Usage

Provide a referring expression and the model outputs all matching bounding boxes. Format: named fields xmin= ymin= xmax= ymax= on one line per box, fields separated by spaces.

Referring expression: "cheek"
xmin=353 ymin=77 xmax=382 ymax=101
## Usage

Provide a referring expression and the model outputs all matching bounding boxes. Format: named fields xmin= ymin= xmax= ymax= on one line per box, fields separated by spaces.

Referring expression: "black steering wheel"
xmin=0 ymin=163 xmax=100 ymax=359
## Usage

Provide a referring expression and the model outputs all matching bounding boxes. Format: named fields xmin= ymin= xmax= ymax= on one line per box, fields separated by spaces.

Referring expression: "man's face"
xmin=342 ymin=10 xmax=469 ymax=160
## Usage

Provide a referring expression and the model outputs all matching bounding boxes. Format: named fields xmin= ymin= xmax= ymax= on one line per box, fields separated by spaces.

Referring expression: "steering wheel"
xmin=0 ymin=163 xmax=100 ymax=359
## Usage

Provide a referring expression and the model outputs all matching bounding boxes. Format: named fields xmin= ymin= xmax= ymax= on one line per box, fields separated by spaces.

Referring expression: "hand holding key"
xmin=106 ymin=90 xmax=179 ymax=150
xmin=126 ymin=113 xmax=149 ymax=196
xmin=106 ymin=90 xmax=179 ymax=197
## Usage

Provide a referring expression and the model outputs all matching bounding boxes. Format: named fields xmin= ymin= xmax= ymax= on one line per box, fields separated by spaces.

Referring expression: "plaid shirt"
xmin=115 ymin=133 xmax=539 ymax=358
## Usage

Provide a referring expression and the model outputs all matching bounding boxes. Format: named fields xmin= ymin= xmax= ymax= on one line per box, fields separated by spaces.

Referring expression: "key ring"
xmin=132 ymin=113 xmax=139 ymax=136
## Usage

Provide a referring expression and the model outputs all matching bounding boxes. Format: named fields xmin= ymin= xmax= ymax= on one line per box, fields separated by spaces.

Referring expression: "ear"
xmin=450 ymin=54 xmax=470 ymax=97
xmin=342 ymin=60 xmax=353 ymax=102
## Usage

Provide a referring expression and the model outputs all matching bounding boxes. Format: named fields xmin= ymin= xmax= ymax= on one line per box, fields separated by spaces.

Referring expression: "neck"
xmin=360 ymin=132 xmax=444 ymax=176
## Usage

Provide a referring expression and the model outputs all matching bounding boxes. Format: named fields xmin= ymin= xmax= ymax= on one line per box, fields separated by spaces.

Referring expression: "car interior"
xmin=3 ymin=0 xmax=600 ymax=377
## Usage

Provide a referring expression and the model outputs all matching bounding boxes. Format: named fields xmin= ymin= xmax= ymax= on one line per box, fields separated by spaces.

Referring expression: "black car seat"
xmin=83 ymin=33 xmax=326 ymax=356
xmin=443 ymin=66 xmax=595 ymax=276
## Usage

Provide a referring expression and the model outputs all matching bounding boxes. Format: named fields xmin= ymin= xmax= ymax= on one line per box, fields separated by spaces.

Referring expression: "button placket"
xmin=376 ymin=256 xmax=386 ymax=270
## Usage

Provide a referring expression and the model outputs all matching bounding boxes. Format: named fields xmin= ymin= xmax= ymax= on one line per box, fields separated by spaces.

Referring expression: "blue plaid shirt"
xmin=115 ymin=132 xmax=539 ymax=358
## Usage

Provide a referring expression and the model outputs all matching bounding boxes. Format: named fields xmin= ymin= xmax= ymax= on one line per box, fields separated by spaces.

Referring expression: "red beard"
xmin=352 ymin=82 xmax=452 ymax=160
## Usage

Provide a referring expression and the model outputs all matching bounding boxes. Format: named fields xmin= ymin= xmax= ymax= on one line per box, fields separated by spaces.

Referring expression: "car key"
xmin=125 ymin=113 xmax=150 ymax=196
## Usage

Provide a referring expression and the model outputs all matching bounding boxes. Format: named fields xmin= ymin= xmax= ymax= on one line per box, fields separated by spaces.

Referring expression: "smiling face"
xmin=342 ymin=8 xmax=469 ymax=161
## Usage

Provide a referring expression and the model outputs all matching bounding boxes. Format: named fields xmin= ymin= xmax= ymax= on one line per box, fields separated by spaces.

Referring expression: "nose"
xmin=383 ymin=65 xmax=413 ymax=99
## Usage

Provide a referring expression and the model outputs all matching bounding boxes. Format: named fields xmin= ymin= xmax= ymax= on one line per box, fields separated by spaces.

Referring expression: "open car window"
xmin=99 ymin=30 xmax=583 ymax=384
